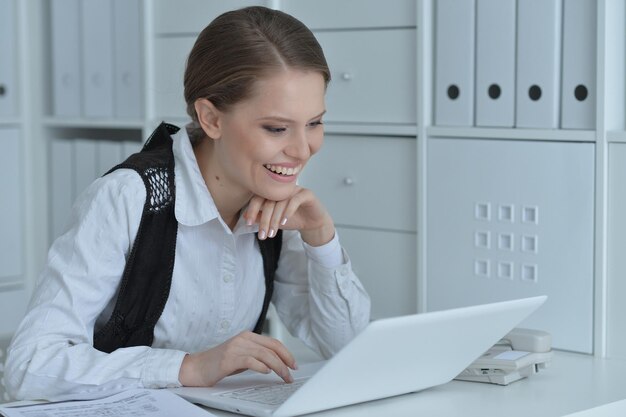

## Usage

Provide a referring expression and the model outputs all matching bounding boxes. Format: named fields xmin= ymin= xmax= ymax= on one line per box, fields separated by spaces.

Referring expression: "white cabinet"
xmin=426 ymin=138 xmax=595 ymax=353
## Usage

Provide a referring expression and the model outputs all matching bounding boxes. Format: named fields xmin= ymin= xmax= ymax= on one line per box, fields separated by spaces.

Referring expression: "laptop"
xmin=171 ymin=296 xmax=547 ymax=417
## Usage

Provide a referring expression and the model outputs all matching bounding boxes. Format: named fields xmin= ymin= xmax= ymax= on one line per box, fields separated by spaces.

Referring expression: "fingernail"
xmin=292 ymin=361 xmax=298 ymax=370
xmin=259 ymin=229 xmax=266 ymax=239
xmin=246 ymin=218 xmax=253 ymax=226
xmin=280 ymin=217 xmax=287 ymax=226
xmin=269 ymin=228 xmax=275 ymax=238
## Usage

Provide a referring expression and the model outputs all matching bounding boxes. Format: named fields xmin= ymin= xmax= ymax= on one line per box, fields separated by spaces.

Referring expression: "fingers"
xmin=244 ymin=197 xmax=288 ymax=240
xmin=281 ymin=188 xmax=313 ymax=225
xmin=267 ymin=199 xmax=288 ymax=238
xmin=216 ymin=332 xmax=297 ymax=382
xmin=245 ymin=195 xmax=265 ymax=227
xmin=244 ymin=332 xmax=298 ymax=371
xmin=244 ymin=187 xmax=330 ymax=239
xmin=235 ymin=332 xmax=297 ymax=383
xmin=258 ymin=200 xmax=275 ymax=240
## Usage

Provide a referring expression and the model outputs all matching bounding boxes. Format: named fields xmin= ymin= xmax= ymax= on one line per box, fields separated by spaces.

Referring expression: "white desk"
xmin=2 ymin=351 xmax=626 ymax=416
xmin=202 ymin=351 xmax=626 ymax=417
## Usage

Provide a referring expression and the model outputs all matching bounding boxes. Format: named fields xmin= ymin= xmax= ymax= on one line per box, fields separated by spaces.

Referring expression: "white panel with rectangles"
xmin=426 ymin=138 xmax=594 ymax=353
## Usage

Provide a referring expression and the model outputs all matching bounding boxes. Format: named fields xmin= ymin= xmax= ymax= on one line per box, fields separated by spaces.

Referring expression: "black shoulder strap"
xmin=94 ymin=123 xmax=180 ymax=353
xmin=93 ymin=122 xmax=282 ymax=353
xmin=254 ymin=230 xmax=283 ymax=334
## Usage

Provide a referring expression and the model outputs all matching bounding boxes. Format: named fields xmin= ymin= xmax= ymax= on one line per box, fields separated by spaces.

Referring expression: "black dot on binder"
xmin=488 ymin=84 xmax=501 ymax=99
xmin=447 ymin=85 xmax=460 ymax=100
xmin=574 ymin=85 xmax=588 ymax=101
xmin=528 ymin=85 xmax=542 ymax=101
xmin=0 ymin=84 xmax=6 ymax=96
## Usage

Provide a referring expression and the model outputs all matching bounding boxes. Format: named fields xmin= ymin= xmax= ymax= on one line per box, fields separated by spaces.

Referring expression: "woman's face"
xmin=212 ymin=69 xmax=326 ymax=202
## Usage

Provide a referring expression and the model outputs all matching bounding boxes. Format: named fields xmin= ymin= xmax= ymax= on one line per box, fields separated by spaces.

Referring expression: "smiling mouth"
xmin=264 ymin=164 xmax=302 ymax=176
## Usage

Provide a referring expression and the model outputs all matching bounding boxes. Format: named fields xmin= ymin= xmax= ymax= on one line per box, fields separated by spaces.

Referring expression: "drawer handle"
xmin=343 ymin=177 xmax=354 ymax=186
xmin=0 ymin=84 xmax=5 ymax=96
xmin=341 ymin=72 xmax=353 ymax=81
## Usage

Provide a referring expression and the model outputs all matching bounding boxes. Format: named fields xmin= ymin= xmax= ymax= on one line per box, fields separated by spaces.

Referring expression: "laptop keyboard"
xmin=219 ymin=378 xmax=308 ymax=405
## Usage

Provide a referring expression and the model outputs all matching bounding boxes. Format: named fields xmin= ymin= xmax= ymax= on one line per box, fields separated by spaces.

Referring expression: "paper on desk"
xmin=0 ymin=388 xmax=215 ymax=417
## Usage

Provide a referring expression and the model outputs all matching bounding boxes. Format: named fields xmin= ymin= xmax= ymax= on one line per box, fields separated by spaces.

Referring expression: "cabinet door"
xmin=0 ymin=128 xmax=22 ymax=284
xmin=299 ymin=135 xmax=416 ymax=232
xmin=607 ymin=144 xmax=626 ymax=358
xmin=426 ymin=138 xmax=594 ymax=353
xmin=315 ymin=29 xmax=417 ymax=125
xmin=338 ymin=227 xmax=417 ymax=320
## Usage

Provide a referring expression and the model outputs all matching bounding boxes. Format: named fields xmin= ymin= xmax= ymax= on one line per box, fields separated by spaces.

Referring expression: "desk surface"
xmin=203 ymin=351 xmax=626 ymax=417
xmin=2 ymin=351 xmax=625 ymax=416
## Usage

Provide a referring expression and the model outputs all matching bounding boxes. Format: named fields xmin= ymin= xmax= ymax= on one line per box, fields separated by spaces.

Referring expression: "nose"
xmin=285 ymin=129 xmax=311 ymax=160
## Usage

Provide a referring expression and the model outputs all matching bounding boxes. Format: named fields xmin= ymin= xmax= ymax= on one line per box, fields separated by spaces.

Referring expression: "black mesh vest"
xmin=93 ymin=122 xmax=282 ymax=353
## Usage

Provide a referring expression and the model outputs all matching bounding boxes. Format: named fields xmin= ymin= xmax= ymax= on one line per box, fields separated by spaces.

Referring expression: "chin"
xmin=257 ymin=184 xmax=297 ymax=202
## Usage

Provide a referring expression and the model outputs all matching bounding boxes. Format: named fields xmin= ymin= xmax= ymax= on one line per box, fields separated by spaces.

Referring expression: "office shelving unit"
xmin=418 ymin=0 xmax=626 ymax=357
xmin=4 ymin=0 xmax=626 ymax=358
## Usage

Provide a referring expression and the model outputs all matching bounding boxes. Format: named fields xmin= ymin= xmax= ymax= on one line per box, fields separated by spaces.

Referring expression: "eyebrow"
xmin=256 ymin=110 xmax=327 ymax=123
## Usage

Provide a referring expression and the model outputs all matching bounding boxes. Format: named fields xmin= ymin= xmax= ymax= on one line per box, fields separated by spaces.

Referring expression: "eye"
xmin=307 ymin=120 xmax=324 ymax=128
xmin=263 ymin=125 xmax=287 ymax=134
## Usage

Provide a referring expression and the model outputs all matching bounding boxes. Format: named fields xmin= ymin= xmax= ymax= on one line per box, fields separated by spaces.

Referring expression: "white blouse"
xmin=4 ymin=127 xmax=371 ymax=401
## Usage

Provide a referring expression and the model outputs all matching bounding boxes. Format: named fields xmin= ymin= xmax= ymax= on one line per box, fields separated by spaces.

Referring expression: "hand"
xmin=178 ymin=331 xmax=297 ymax=387
xmin=244 ymin=186 xmax=335 ymax=247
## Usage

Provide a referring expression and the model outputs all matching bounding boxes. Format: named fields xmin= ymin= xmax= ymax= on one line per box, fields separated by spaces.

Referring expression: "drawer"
xmin=153 ymin=37 xmax=195 ymax=119
xmin=337 ymin=227 xmax=417 ymax=320
xmin=315 ymin=29 xmax=417 ymax=125
xmin=281 ymin=0 xmax=416 ymax=30
xmin=154 ymin=0 xmax=267 ymax=35
xmin=299 ymin=135 xmax=417 ymax=232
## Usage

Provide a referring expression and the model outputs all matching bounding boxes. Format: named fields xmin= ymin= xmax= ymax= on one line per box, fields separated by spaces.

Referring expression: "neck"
xmin=193 ymin=139 xmax=252 ymax=230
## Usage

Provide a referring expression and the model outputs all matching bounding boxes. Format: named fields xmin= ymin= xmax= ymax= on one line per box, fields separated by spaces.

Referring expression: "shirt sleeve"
xmin=271 ymin=230 xmax=371 ymax=359
xmin=4 ymin=170 xmax=186 ymax=401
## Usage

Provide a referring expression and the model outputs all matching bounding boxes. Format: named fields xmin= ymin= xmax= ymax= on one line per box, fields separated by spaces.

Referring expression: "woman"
xmin=4 ymin=6 xmax=370 ymax=400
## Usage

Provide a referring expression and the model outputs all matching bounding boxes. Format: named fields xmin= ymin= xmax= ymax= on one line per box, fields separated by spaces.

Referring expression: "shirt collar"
xmin=172 ymin=126 xmax=220 ymax=226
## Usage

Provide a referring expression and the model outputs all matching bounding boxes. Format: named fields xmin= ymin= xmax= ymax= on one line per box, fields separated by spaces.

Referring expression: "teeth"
xmin=265 ymin=164 xmax=301 ymax=176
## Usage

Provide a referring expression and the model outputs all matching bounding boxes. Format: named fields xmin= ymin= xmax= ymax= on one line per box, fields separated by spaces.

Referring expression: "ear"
xmin=194 ymin=98 xmax=223 ymax=140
